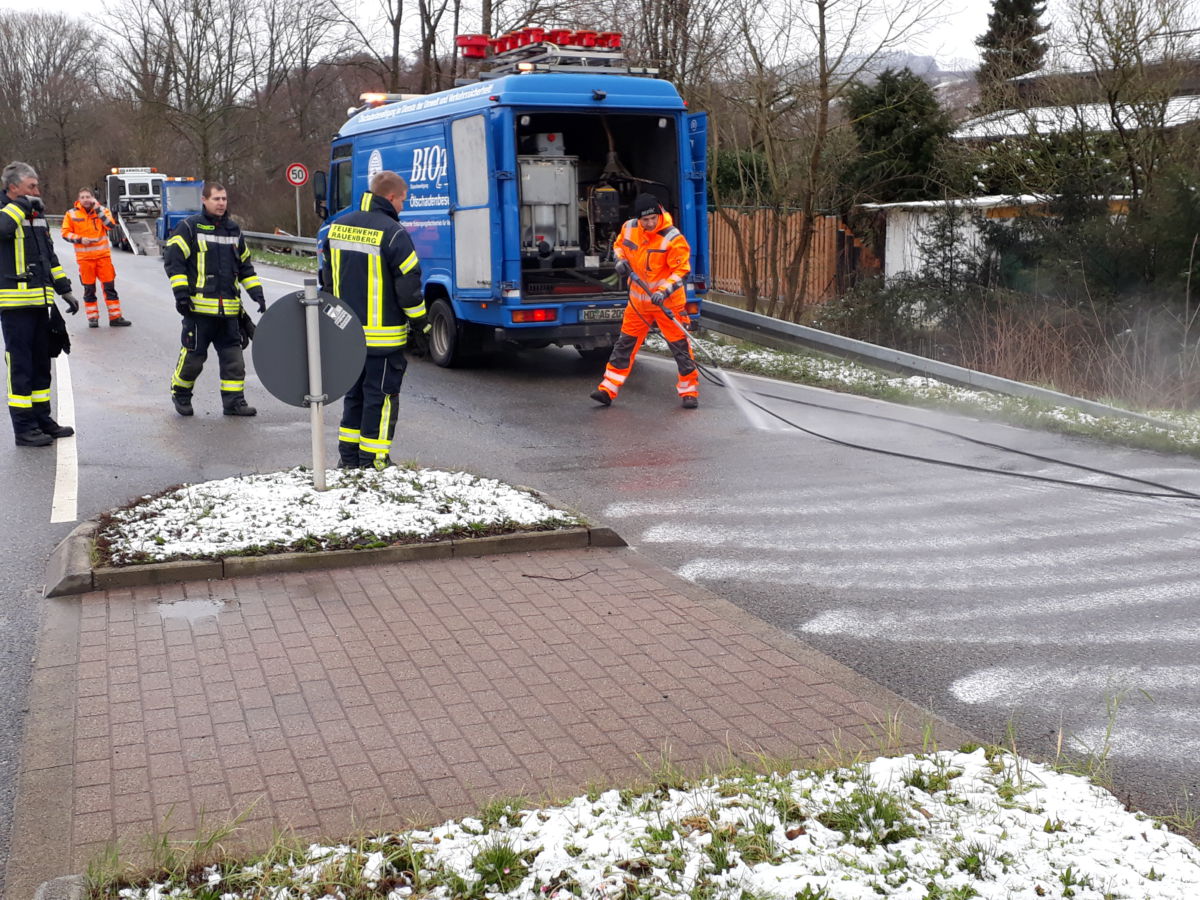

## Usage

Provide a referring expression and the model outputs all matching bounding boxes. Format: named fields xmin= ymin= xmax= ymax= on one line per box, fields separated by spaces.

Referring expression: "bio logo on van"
xmin=368 ymin=150 xmax=383 ymax=179
xmin=410 ymin=144 xmax=448 ymax=188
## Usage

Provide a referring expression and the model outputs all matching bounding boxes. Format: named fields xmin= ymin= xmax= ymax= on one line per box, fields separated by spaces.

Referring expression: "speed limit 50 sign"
xmin=285 ymin=162 xmax=309 ymax=187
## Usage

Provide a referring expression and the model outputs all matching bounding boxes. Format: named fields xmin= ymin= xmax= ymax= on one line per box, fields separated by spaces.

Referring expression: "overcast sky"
xmin=9 ymin=0 xmax=1000 ymax=67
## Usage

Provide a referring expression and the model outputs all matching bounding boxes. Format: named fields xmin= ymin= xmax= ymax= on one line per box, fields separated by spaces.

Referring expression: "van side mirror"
xmin=313 ymin=170 xmax=328 ymax=220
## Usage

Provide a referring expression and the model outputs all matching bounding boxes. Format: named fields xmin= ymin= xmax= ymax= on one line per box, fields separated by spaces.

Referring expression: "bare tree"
xmin=107 ymin=0 xmax=259 ymax=179
xmin=0 ymin=12 xmax=103 ymax=204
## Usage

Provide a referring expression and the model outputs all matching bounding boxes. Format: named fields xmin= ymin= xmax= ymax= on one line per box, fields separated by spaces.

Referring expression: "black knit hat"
xmin=633 ymin=193 xmax=661 ymax=218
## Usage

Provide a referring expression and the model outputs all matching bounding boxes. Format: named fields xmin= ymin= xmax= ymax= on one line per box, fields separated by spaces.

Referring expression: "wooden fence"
xmin=707 ymin=208 xmax=880 ymax=307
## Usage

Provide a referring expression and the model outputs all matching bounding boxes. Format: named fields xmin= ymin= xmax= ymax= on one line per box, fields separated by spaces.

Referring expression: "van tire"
xmin=429 ymin=298 xmax=461 ymax=367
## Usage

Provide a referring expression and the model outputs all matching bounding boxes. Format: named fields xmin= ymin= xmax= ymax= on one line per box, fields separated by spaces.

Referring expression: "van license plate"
xmin=581 ymin=308 xmax=623 ymax=322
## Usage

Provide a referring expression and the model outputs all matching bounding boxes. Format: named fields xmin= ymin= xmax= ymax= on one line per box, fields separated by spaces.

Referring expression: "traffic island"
xmin=46 ymin=525 xmax=625 ymax=597
xmin=43 ymin=466 xmax=625 ymax=598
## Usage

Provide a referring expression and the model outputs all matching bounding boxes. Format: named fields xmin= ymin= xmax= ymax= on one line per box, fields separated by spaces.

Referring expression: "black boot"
xmin=15 ymin=429 xmax=53 ymax=447
xmin=590 ymin=389 xmax=612 ymax=406
xmin=39 ymin=418 xmax=75 ymax=438
xmin=109 ymin=316 xmax=132 ymax=327
xmin=172 ymin=394 xmax=194 ymax=417
xmin=223 ymin=398 xmax=257 ymax=417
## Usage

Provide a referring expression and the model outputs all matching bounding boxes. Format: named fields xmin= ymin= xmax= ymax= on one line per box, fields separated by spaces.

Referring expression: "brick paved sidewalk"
xmin=6 ymin=547 xmax=971 ymax=897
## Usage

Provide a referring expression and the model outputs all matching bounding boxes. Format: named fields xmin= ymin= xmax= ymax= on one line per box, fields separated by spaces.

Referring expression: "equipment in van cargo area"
xmin=315 ymin=28 xmax=709 ymax=366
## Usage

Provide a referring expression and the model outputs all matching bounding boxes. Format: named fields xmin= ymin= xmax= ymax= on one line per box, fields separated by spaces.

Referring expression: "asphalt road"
xmin=2 ymin=240 xmax=1199 ymax=890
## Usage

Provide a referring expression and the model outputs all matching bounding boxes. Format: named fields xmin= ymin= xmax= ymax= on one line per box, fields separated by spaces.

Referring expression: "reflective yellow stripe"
xmin=359 ymin=193 xmax=373 ymax=211
xmin=363 ymin=325 xmax=405 ymax=348
xmin=368 ymin=252 xmax=382 ymax=332
xmin=405 ymin=301 xmax=427 ymax=319
xmin=219 ymin=380 xmax=244 ymax=392
xmin=5 ymin=351 xmax=31 ymax=406
xmin=331 ymin=249 xmax=342 ymax=295
xmin=1 ymin=205 xmax=23 ymax=224
xmin=197 ymin=236 xmax=207 ymax=288
xmin=167 ymin=235 xmax=191 ymax=258
xmin=171 ymin=348 xmax=194 ymax=389
xmin=31 ymin=388 xmax=50 ymax=403
xmin=190 ymin=295 xmax=241 ymax=315
xmin=169 ymin=275 xmax=189 ymax=288
xmin=240 ymin=246 xmax=251 ymax=261
xmin=338 ymin=427 xmax=361 ymax=444
xmin=14 ymin=222 xmax=25 ymax=277
xmin=240 ymin=276 xmax=262 ymax=290
xmin=398 ymin=250 xmax=419 ymax=274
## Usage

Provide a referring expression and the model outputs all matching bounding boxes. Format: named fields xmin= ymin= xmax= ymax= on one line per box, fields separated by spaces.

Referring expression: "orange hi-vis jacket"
xmin=613 ymin=209 xmax=691 ymax=308
xmin=61 ymin=201 xmax=117 ymax=259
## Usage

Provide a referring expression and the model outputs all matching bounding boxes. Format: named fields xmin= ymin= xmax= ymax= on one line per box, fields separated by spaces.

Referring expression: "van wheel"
xmin=429 ymin=298 xmax=460 ymax=367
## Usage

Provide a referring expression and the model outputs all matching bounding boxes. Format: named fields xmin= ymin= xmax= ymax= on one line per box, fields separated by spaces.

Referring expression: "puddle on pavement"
xmin=157 ymin=597 xmax=238 ymax=622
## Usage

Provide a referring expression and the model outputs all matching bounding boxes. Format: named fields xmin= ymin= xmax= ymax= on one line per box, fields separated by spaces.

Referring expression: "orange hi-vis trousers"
xmin=77 ymin=254 xmax=123 ymax=321
xmin=596 ymin=295 xmax=698 ymax=401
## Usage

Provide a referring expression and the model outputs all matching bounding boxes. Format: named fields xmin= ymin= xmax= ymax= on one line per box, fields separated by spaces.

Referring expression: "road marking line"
xmin=50 ymin=354 xmax=78 ymax=523
xmin=260 ymin=275 xmax=308 ymax=288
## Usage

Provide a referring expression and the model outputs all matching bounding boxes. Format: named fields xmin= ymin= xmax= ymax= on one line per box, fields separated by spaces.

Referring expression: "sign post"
xmin=285 ymin=162 xmax=309 ymax=237
xmin=252 ymin=280 xmax=366 ymax=491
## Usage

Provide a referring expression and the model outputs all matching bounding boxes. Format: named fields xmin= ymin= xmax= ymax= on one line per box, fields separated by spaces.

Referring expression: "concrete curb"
xmin=45 ymin=523 xmax=626 ymax=598
xmin=33 ymin=875 xmax=86 ymax=900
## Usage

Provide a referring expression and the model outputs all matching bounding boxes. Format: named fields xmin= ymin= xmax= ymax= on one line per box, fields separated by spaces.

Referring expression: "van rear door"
xmin=450 ymin=115 xmax=495 ymax=295
xmin=686 ymin=112 xmax=709 ymax=294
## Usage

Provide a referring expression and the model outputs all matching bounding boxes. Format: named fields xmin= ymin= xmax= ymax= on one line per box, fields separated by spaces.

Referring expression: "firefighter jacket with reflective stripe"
xmin=61 ymin=201 xmax=118 ymax=258
xmin=322 ymin=192 xmax=425 ymax=355
xmin=162 ymin=211 xmax=264 ymax=317
xmin=0 ymin=199 xmax=71 ymax=309
xmin=613 ymin=210 xmax=691 ymax=306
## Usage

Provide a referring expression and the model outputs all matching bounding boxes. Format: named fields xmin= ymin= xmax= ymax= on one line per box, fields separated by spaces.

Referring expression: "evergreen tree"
xmin=842 ymin=68 xmax=952 ymax=204
xmin=975 ymin=0 xmax=1049 ymax=107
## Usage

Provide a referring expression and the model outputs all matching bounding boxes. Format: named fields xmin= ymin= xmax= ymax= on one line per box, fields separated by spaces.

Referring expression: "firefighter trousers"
xmin=1 ymin=306 xmax=54 ymax=434
xmin=170 ymin=315 xmax=247 ymax=407
xmin=339 ymin=351 xmax=407 ymax=469
xmin=596 ymin=299 xmax=698 ymax=401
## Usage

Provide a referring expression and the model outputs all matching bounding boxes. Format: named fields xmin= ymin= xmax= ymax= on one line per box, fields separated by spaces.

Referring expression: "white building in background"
xmin=857 ymin=195 xmax=1047 ymax=281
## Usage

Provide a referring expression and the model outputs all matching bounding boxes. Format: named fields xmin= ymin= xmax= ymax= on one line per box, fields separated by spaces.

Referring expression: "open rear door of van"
xmin=686 ymin=111 xmax=709 ymax=295
xmin=450 ymin=115 xmax=495 ymax=295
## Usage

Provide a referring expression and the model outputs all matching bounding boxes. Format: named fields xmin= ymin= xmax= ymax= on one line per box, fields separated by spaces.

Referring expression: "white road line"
xmin=260 ymin=275 xmax=308 ymax=288
xmin=50 ymin=354 xmax=78 ymax=523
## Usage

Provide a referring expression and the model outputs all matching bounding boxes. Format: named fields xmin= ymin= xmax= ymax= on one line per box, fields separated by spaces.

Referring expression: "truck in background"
xmin=155 ymin=178 xmax=204 ymax=247
xmin=313 ymin=29 xmax=708 ymax=366
xmin=105 ymin=167 xmax=167 ymax=256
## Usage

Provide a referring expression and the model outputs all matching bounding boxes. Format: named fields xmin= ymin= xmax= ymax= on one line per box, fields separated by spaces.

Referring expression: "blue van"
xmin=314 ymin=43 xmax=709 ymax=366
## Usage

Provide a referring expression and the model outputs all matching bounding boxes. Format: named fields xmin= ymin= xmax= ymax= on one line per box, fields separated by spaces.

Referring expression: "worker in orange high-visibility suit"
xmin=60 ymin=187 xmax=131 ymax=328
xmin=591 ymin=193 xmax=698 ymax=409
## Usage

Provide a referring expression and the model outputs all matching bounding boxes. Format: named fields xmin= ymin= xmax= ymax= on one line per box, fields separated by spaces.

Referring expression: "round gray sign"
xmin=252 ymin=289 xmax=366 ymax=407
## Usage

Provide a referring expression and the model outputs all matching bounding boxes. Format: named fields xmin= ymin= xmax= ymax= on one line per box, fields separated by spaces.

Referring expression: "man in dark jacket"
xmin=321 ymin=170 xmax=429 ymax=469
xmin=0 ymin=161 xmax=80 ymax=447
xmin=162 ymin=181 xmax=266 ymax=417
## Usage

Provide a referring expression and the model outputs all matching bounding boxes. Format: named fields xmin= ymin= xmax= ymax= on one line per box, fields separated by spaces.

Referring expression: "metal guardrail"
xmin=699 ymin=300 xmax=1174 ymax=427
xmin=243 ymin=231 xmax=317 ymax=252
xmin=228 ymin=246 xmax=1172 ymax=427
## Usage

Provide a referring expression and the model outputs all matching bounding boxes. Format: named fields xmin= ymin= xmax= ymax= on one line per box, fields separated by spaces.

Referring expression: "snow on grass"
xmin=645 ymin=333 xmax=1200 ymax=457
xmin=111 ymin=748 xmax=1200 ymax=899
xmin=96 ymin=466 xmax=580 ymax=566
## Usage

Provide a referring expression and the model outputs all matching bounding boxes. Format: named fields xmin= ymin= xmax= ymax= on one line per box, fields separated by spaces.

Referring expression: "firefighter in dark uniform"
xmin=163 ymin=181 xmax=265 ymax=417
xmin=322 ymin=170 xmax=429 ymax=469
xmin=0 ymin=161 xmax=80 ymax=447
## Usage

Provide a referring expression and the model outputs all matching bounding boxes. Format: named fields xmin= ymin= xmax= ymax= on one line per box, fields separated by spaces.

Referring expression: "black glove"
xmin=175 ymin=296 xmax=191 ymax=316
xmin=238 ymin=310 xmax=256 ymax=349
xmin=407 ymin=317 xmax=431 ymax=357
xmin=10 ymin=195 xmax=34 ymax=214
xmin=62 ymin=293 xmax=79 ymax=315
xmin=650 ymin=291 xmax=667 ymax=307
xmin=614 ymin=259 xmax=631 ymax=277
xmin=251 ymin=293 xmax=266 ymax=314
xmin=27 ymin=196 xmax=44 ymax=213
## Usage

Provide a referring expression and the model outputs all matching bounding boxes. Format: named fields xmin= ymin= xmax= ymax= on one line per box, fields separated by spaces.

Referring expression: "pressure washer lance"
xmin=625 ymin=271 xmax=770 ymax=427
